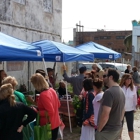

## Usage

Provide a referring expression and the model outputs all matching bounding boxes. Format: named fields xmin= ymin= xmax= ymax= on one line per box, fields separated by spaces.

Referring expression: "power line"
xmin=84 ymin=27 xmax=131 ymax=31
xmin=62 ymin=26 xmax=132 ymax=31
xmin=62 ymin=27 xmax=73 ymax=29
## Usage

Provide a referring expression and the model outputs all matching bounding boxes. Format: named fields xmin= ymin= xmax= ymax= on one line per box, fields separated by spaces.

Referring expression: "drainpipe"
xmin=131 ymin=45 xmax=135 ymax=67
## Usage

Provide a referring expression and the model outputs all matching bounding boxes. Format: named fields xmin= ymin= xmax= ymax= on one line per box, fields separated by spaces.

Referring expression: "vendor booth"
xmin=32 ymin=40 xmax=95 ymax=132
xmin=0 ymin=32 xmax=43 ymax=61
xmin=76 ymin=41 xmax=121 ymax=60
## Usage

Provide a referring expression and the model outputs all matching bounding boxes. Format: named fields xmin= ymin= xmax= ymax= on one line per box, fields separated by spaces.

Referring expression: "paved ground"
xmin=63 ymin=110 xmax=140 ymax=140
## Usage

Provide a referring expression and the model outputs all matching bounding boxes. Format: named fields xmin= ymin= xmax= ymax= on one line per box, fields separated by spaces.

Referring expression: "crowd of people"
xmin=63 ymin=64 xmax=139 ymax=140
xmin=0 ymin=63 xmax=139 ymax=140
xmin=0 ymin=68 xmax=61 ymax=140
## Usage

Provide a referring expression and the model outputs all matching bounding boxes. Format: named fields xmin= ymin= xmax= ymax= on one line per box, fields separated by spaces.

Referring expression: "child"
xmin=57 ymin=81 xmax=66 ymax=97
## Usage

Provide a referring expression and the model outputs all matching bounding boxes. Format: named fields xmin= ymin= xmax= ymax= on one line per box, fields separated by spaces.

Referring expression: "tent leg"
xmin=64 ymin=63 xmax=72 ymax=133
xmin=42 ymin=58 xmax=48 ymax=76
xmin=65 ymin=81 xmax=72 ymax=133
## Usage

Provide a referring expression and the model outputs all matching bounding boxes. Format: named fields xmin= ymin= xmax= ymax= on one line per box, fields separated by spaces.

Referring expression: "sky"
xmin=62 ymin=0 xmax=140 ymax=42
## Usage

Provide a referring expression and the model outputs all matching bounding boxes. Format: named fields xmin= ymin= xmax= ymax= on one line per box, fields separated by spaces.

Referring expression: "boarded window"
xmin=43 ymin=0 xmax=53 ymax=13
xmin=6 ymin=61 xmax=24 ymax=71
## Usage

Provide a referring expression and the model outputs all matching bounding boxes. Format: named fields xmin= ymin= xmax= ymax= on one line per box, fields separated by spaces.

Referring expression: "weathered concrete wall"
xmin=0 ymin=0 xmax=62 ymax=90
xmin=0 ymin=0 xmax=62 ymax=41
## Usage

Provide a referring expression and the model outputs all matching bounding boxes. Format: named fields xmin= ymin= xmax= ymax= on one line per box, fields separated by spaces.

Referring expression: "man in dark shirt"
xmin=63 ymin=65 xmax=87 ymax=95
xmin=96 ymin=69 xmax=125 ymax=140
xmin=125 ymin=65 xmax=131 ymax=73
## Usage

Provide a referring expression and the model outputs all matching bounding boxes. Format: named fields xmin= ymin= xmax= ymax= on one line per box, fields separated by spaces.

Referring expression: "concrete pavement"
xmin=63 ymin=110 xmax=140 ymax=140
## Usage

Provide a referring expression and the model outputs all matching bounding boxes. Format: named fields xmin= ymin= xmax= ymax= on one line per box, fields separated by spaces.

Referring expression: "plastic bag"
xmin=57 ymin=121 xmax=65 ymax=140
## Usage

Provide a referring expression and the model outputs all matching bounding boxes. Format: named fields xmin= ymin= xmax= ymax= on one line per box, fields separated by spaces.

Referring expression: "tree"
xmin=124 ymin=34 xmax=132 ymax=52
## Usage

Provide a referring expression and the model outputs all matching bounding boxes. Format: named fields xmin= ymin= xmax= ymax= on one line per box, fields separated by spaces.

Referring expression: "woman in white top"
xmin=92 ymin=78 xmax=104 ymax=127
xmin=120 ymin=73 xmax=137 ymax=140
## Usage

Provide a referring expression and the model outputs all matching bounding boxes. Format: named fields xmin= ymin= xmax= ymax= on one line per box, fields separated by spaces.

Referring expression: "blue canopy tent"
xmin=76 ymin=41 xmax=121 ymax=60
xmin=32 ymin=40 xmax=94 ymax=133
xmin=0 ymin=32 xmax=43 ymax=61
xmin=32 ymin=40 xmax=94 ymax=62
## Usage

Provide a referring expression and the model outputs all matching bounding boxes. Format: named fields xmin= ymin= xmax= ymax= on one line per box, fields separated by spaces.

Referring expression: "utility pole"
xmin=76 ymin=21 xmax=84 ymax=33
xmin=75 ymin=21 xmax=84 ymax=74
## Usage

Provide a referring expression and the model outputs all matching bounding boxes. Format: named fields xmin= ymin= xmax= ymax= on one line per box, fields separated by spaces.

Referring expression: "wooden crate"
xmin=62 ymin=115 xmax=77 ymax=128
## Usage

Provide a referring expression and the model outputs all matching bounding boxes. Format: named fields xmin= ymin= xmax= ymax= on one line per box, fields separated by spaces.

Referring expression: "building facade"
xmin=0 ymin=0 xmax=62 ymax=90
xmin=132 ymin=20 xmax=140 ymax=67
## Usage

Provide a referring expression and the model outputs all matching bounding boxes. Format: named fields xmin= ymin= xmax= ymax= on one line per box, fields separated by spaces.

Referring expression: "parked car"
xmin=98 ymin=62 xmax=128 ymax=77
xmin=71 ymin=62 xmax=103 ymax=74
xmin=79 ymin=62 xmax=102 ymax=72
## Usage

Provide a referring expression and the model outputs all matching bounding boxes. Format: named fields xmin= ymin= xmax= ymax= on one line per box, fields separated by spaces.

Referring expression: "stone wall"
xmin=0 ymin=0 xmax=62 ymax=90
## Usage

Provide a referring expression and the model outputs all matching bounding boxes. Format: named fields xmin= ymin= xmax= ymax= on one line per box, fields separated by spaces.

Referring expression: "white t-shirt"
xmin=92 ymin=92 xmax=104 ymax=125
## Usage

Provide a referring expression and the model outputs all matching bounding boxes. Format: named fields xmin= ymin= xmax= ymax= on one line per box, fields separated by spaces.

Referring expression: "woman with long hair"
xmin=120 ymin=73 xmax=137 ymax=140
xmin=2 ymin=76 xmax=27 ymax=105
xmin=80 ymin=78 xmax=95 ymax=140
xmin=2 ymin=76 xmax=35 ymax=140
xmin=0 ymin=83 xmax=36 ymax=140
xmin=30 ymin=73 xmax=61 ymax=140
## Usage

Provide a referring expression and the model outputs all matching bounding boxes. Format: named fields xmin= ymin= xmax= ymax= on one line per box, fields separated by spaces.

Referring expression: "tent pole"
xmin=42 ymin=58 xmax=51 ymax=85
xmin=27 ymin=61 xmax=30 ymax=92
xmin=42 ymin=58 xmax=48 ymax=75
xmin=63 ymin=62 xmax=72 ymax=133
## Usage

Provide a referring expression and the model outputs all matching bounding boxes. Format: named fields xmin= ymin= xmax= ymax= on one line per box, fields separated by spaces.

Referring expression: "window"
xmin=116 ymin=36 xmax=125 ymax=39
xmin=100 ymin=36 xmax=104 ymax=39
xmin=100 ymin=36 xmax=111 ymax=39
xmin=94 ymin=37 xmax=99 ymax=40
xmin=43 ymin=0 xmax=53 ymax=13
xmin=13 ymin=0 xmax=25 ymax=5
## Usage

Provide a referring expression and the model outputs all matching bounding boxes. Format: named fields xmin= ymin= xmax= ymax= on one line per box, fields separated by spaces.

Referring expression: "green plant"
xmin=55 ymin=83 xmax=59 ymax=89
xmin=67 ymin=84 xmax=73 ymax=93
xmin=28 ymin=91 xmax=34 ymax=95
xmin=72 ymin=95 xmax=82 ymax=113
xmin=55 ymin=82 xmax=73 ymax=93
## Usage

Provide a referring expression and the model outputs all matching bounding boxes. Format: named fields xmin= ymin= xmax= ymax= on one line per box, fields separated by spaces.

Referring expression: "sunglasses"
xmin=103 ymin=74 xmax=108 ymax=78
xmin=127 ymin=78 xmax=132 ymax=80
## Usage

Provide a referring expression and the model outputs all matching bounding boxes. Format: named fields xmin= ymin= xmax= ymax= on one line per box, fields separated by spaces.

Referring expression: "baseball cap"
xmin=79 ymin=66 xmax=87 ymax=73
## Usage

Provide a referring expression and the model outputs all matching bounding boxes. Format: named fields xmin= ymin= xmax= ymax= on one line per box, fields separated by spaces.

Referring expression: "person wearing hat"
xmin=62 ymin=65 xmax=87 ymax=95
